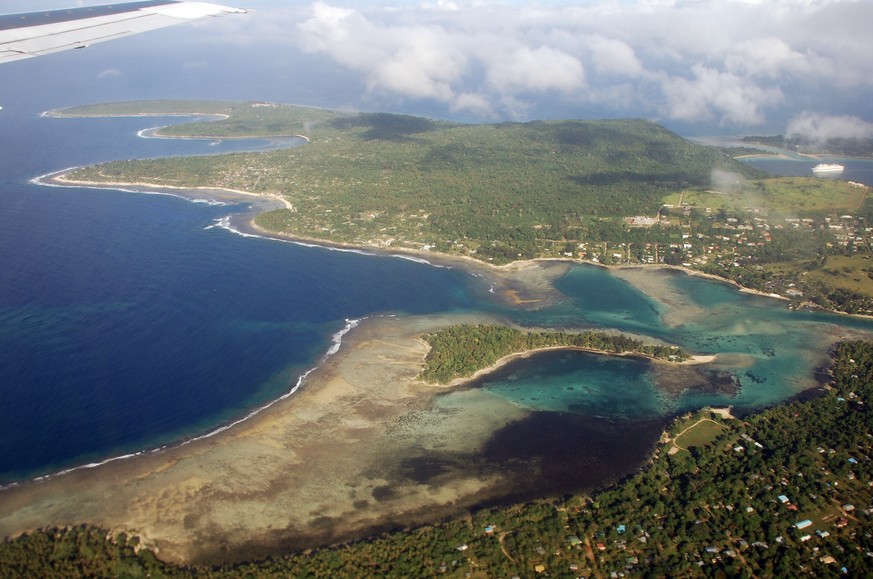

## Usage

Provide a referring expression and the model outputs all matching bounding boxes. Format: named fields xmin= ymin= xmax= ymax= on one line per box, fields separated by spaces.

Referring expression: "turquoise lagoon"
xmin=2 ymin=107 xmax=873 ymax=486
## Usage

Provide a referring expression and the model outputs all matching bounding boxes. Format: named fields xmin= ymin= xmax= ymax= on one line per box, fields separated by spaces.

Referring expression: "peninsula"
xmin=53 ymin=100 xmax=873 ymax=315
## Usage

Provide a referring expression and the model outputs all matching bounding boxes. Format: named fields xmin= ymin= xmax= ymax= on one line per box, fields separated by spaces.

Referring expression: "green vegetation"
xmin=62 ymin=101 xmax=760 ymax=264
xmin=56 ymin=100 xmax=350 ymax=138
xmin=800 ymin=255 xmax=873 ymax=298
xmin=6 ymin=341 xmax=873 ymax=577
xmin=55 ymin=100 xmax=239 ymax=116
xmin=0 ymin=527 xmax=168 ymax=578
xmin=667 ymin=177 xmax=867 ymax=215
xmin=671 ymin=418 xmax=727 ymax=452
xmin=420 ymin=323 xmax=686 ymax=383
xmin=57 ymin=100 xmax=873 ymax=313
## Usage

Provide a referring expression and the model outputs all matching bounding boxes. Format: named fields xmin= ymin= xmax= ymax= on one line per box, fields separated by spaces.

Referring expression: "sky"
xmin=3 ymin=0 xmax=873 ymax=137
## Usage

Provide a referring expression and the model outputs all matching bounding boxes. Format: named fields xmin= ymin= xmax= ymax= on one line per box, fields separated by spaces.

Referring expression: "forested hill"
xmin=62 ymin=101 xmax=763 ymax=264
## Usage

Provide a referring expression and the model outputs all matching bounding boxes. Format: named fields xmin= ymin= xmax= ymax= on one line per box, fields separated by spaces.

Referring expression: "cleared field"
xmin=673 ymin=418 xmax=726 ymax=450
xmin=799 ymin=255 xmax=873 ymax=298
xmin=664 ymin=177 xmax=868 ymax=215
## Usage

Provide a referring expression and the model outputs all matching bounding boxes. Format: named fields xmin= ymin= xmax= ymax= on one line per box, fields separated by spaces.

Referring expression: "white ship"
xmin=812 ymin=163 xmax=844 ymax=174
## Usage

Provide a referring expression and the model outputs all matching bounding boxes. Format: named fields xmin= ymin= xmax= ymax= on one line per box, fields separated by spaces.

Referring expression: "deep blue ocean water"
xmin=3 ymin=106 xmax=873 ymax=485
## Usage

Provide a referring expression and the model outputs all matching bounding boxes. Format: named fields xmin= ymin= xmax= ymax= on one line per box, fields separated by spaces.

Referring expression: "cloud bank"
xmin=14 ymin=0 xmax=870 ymax=135
xmin=787 ymin=112 xmax=873 ymax=143
xmin=287 ymin=0 xmax=873 ymax=130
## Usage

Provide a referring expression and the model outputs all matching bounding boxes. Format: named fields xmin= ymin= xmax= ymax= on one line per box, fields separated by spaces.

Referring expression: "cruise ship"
xmin=812 ymin=163 xmax=844 ymax=174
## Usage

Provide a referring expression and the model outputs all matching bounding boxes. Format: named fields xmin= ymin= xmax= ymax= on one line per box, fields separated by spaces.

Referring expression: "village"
xmin=440 ymin=382 xmax=873 ymax=578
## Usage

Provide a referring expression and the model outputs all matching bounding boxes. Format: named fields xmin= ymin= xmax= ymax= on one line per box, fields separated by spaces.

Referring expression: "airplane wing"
xmin=0 ymin=1 xmax=247 ymax=64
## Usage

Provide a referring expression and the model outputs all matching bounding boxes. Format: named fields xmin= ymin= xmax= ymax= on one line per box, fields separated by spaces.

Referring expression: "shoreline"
xmin=0 ymin=311 xmax=685 ymax=565
xmin=40 ymin=168 xmax=865 ymax=315
xmin=45 ymin=108 xmax=313 ymax=142
xmin=41 ymin=170 xmax=294 ymax=211
xmin=441 ymin=346 xmax=716 ymax=391
xmin=5 ymin=169 xmax=852 ymax=564
xmin=0 ymin=313 xmax=539 ymax=564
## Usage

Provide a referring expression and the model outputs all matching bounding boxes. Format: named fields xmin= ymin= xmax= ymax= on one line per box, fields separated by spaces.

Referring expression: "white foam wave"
xmin=137 ymin=127 xmax=160 ymax=138
xmin=32 ymin=168 xmax=232 ymax=207
xmin=210 ymin=217 xmax=451 ymax=269
xmin=3 ymin=317 xmax=365 ymax=490
xmin=174 ymin=317 xmax=361 ymax=446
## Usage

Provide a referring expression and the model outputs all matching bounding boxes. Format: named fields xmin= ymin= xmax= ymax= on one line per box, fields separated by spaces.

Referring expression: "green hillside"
xmin=62 ymin=101 xmax=760 ymax=263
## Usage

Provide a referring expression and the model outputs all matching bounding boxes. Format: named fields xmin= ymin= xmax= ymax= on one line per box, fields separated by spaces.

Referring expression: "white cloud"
xmin=724 ymin=38 xmax=811 ymax=79
xmin=586 ymin=36 xmax=643 ymax=78
xmin=450 ymin=92 xmax=495 ymax=117
xmin=486 ymin=46 xmax=585 ymax=94
xmin=786 ymin=111 xmax=873 ymax=142
xmin=660 ymin=65 xmax=784 ymax=126
xmin=287 ymin=1 xmax=873 ymax=126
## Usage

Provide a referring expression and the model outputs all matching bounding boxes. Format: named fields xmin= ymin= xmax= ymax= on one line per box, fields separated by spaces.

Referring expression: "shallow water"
xmin=2 ymin=107 xmax=873 ymax=486
xmin=480 ymin=264 xmax=858 ymax=413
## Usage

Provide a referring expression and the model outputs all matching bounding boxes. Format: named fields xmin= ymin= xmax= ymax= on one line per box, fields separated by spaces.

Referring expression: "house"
xmin=796 ymin=520 xmax=813 ymax=530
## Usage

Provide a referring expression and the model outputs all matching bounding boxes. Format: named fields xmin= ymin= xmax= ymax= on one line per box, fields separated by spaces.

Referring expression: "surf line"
xmin=209 ymin=214 xmax=452 ymax=269
xmin=30 ymin=168 xmax=232 ymax=206
xmin=0 ymin=318 xmax=364 ymax=492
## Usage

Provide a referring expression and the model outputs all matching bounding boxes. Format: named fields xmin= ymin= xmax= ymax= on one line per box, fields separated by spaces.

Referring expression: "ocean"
xmin=2 ymin=103 xmax=873 ymax=488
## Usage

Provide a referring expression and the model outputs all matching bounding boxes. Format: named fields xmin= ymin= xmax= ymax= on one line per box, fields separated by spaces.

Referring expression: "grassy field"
xmin=672 ymin=417 xmax=727 ymax=452
xmin=803 ymin=255 xmax=873 ymax=298
xmin=664 ymin=177 xmax=869 ymax=215
xmin=764 ymin=255 xmax=873 ymax=299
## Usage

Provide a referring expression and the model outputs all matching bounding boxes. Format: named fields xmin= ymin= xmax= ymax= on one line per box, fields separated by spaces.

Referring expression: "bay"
xmin=3 ymin=105 xmax=873 ymax=487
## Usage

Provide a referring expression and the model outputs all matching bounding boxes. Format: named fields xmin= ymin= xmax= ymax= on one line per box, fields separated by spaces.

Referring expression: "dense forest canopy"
xmin=420 ymin=324 xmax=686 ymax=383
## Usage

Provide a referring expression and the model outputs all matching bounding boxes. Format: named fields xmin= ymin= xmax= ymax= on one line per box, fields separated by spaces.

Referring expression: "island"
xmin=3 ymin=100 xmax=873 ymax=575
xmin=50 ymin=100 xmax=873 ymax=315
